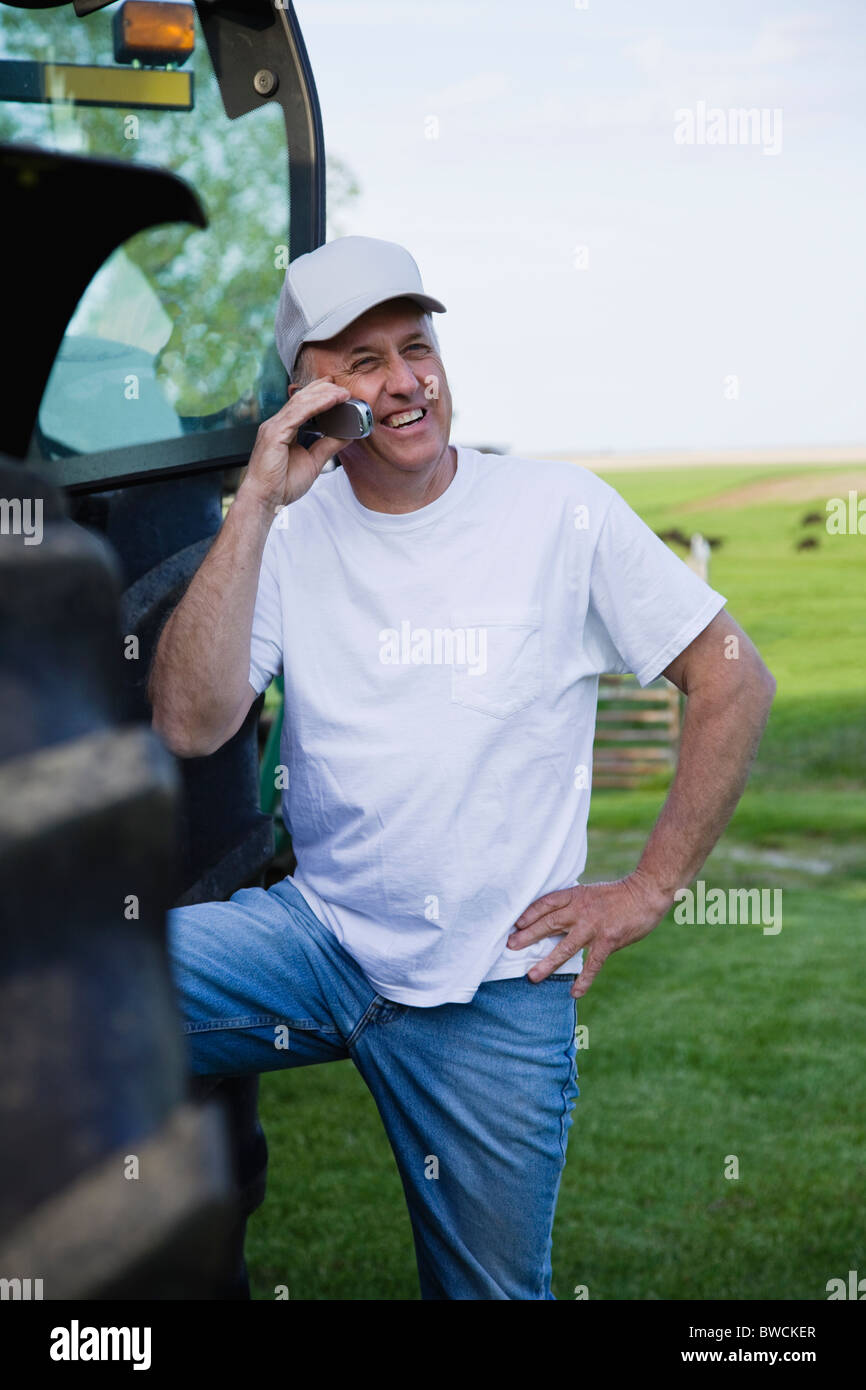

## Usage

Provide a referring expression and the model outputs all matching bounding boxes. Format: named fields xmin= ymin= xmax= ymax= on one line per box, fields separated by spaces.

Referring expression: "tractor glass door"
xmin=0 ymin=3 xmax=289 ymax=469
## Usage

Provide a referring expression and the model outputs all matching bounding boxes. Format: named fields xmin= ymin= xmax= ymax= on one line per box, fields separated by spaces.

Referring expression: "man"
xmin=150 ymin=235 xmax=775 ymax=1300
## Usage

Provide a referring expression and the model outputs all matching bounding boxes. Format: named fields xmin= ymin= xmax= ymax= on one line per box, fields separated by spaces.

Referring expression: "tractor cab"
xmin=0 ymin=0 xmax=327 ymax=1299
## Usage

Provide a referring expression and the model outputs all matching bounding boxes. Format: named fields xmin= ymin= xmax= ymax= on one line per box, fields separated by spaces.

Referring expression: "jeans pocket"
xmin=449 ymin=606 xmax=543 ymax=719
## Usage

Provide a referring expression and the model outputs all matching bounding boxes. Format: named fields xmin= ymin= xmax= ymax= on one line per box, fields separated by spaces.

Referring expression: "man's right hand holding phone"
xmin=149 ymin=376 xmax=353 ymax=758
xmin=240 ymin=377 xmax=351 ymax=514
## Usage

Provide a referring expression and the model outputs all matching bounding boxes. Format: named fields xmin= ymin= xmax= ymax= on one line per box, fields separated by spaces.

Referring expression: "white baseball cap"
xmin=274 ymin=235 xmax=447 ymax=378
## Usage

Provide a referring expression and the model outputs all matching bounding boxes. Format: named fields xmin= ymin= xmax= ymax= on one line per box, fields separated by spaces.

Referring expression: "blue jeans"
xmin=165 ymin=876 xmax=580 ymax=1300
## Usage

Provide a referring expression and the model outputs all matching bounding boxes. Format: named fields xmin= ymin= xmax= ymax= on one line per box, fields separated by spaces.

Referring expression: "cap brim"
xmin=301 ymin=288 xmax=446 ymax=347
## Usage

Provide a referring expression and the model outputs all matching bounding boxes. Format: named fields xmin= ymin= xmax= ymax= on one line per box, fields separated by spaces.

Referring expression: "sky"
xmin=292 ymin=0 xmax=866 ymax=455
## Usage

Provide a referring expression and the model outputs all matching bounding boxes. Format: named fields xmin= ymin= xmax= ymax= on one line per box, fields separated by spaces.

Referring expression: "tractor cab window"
xmin=0 ymin=2 xmax=289 ymax=469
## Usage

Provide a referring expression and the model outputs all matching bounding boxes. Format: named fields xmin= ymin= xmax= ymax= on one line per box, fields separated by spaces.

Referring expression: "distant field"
xmin=601 ymin=464 xmax=866 ymax=790
xmin=536 ymin=444 xmax=866 ymax=471
xmin=246 ymin=463 xmax=865 ymax=1301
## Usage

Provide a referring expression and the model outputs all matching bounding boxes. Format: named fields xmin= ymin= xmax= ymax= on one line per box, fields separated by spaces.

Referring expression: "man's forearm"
xmin=509 ymin=614 xmax=776 ymax=994
xmin=149 ymin=482 xmax=274 ymax=756
xmin=630 ymin=667 xmax=776 ymax=907
xmin=148 ymin=377 xmax=355 ymax=757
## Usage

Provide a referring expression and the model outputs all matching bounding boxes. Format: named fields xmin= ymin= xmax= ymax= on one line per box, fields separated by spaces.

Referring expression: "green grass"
xmin=246 ymin=462 xmax=866 ymax=1300
xmin=607 ymin=465 xmax=866 ymax=787
xmin=554 ymin=887 xmax=865 ymax=1300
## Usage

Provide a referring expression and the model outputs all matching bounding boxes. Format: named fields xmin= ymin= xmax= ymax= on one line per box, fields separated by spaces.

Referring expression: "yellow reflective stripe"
xmin=43 ymin=64 xmax=192 ymax=110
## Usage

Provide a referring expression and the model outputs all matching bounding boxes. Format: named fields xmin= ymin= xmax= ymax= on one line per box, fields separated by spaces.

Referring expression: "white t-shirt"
xmin=248 ymin=446 xmax=726 ymax=1006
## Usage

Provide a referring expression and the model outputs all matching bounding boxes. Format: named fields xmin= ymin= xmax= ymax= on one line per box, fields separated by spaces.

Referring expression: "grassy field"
xmin=245 ymin=462 xmax=866 ymax=1300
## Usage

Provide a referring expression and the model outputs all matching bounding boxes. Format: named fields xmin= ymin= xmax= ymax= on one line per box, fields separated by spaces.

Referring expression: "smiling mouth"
xmin=381 ymin=407 xmax=427 ymax=430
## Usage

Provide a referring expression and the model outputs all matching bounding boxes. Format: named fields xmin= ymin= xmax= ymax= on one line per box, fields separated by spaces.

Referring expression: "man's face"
xmin=293 ymin=298 xmax=452 ymax=473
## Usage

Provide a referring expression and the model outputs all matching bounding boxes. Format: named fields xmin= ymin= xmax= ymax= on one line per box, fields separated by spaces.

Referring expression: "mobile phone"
xmin=307 ymin=398 xmax=373 ymax=440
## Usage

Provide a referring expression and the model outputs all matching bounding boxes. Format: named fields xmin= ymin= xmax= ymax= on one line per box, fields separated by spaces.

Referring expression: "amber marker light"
xmin=113 ymin=1 xmax=196 ymax=67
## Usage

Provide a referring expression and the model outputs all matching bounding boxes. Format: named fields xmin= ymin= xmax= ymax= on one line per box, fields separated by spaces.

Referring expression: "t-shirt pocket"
xmin=449 ymin=605 xmax=543 ymax=719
